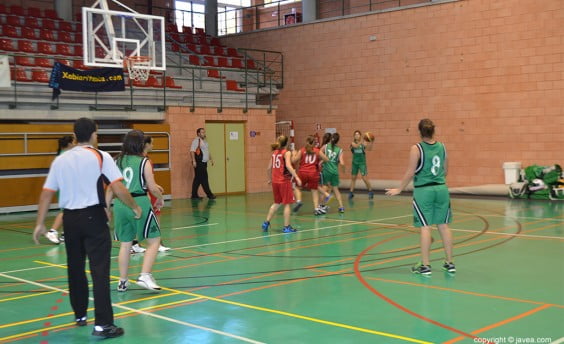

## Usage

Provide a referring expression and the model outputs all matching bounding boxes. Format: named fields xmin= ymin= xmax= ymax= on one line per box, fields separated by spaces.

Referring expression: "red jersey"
xmin=271 ymin=149 xmax=291 ymax=183
xmin=299 ymin=147 xmax=320 ymax=174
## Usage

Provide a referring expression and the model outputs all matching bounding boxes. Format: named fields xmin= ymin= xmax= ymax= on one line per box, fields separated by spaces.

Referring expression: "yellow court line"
xmin=0 ymin=296 xmax=203 ymax=342
xmin=0 ymin=289 xmax=61 ymax=303
xmin=33 ymin=261 xmax=431 ymax=344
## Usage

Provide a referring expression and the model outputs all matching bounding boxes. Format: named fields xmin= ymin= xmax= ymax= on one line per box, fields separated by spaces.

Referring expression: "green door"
xmin=206 ymin=122 xmax=226 ymax=194
xmin=205 ymin=122 xmax=246 ymax=194
xmin=225 ymin=123 xmax=245 ymax=193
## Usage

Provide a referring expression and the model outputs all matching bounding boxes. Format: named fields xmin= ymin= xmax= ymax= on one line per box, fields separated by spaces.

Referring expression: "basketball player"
xmin=349 ymin=130 xmax=374 ymax=200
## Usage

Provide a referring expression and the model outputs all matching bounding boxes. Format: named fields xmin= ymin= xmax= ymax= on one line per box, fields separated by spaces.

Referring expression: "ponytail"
xmin=305 ymin=135 xmax=315 ymax=154
xmin=330 ymin=132 xmax=340 ymax=145
xmin=271 ymin=135 xmax=288 ymax=151
xmin=321 ymin=133 xmax=331 ymax=146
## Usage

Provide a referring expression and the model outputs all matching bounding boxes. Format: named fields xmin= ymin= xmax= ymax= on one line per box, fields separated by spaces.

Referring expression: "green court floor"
xmin=0 ymin=193 xmax=562 ymax=343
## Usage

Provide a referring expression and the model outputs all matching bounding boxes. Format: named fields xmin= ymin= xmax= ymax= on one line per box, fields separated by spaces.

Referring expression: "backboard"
xmin=82 ymin=0 xmax=166 ymax=71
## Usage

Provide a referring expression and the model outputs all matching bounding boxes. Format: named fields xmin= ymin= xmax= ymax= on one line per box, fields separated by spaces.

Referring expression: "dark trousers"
xmin=191 ymin=160 xmax=213 ymax=197
xmin=63 ymin=205 xmax=113 ymax=326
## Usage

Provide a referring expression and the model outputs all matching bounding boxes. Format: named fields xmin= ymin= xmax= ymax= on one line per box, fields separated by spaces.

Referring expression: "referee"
xmin=34 ymin=118 xmax=142 ymax=338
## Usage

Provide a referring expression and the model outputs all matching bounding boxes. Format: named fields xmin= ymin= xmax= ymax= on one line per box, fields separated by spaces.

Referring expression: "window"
xmin=263 ymin=0 xmax=301 ymax=8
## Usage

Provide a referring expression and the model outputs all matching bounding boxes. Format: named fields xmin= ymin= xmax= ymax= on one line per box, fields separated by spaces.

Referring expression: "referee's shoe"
xmin=92 ymin=324 xmax=124 ymax=338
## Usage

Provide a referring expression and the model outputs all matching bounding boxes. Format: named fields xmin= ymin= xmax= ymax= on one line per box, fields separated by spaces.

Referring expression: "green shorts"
xmin=412 ymin=184 xmax=452 ymax=227
xmin=351 ymin=162 xmax=367 ymax=176
xmin=113 ymin=196 xmax=160 ymax=242
xmin=321 ymin=170 xmax=340 ymax=187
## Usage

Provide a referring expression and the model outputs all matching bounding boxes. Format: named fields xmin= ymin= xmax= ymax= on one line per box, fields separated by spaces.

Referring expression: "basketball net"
xmin=124 ymin=56 xmax=151 ymax=81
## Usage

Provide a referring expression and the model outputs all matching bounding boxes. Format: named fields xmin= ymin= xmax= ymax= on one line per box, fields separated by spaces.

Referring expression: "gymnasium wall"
xmin=166 ymin=107 xmax=276 ymax=198
xmin=221 ymin=0 xmax=564 ymax=187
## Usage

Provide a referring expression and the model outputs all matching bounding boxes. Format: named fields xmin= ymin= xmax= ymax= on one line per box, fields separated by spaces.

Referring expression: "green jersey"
xmin=323 ymin=144 xmax=342 ymax=174
xmin=413 ymin=141 xmax=446 ymax=187
xmin=351 ymin=143 xmax=366 ymax=164
xmin=116 ymin=155 xmax=148 ymax=194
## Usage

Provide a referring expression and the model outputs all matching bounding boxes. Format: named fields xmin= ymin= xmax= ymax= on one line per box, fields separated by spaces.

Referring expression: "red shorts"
xmin=272 ymin=182 xmax=295 ymax=204
xmin=149 ymin=192 xmax=161 ymax=216
xmin=298 ymin=171 xmax=320 ymax=190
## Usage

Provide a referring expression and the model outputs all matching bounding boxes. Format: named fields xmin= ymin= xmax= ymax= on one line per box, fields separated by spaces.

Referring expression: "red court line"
xmin=353 ymin=237 xmax=494 ymax=344
xmin=442 ymin=303 xmax=553 ymax=344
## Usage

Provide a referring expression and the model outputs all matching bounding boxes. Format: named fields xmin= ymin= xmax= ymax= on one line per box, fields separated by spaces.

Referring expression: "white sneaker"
xmin=158 ymin=244 xmax=171 ymax=252
xmin=137 ymin=273 xmax=161 ymax=291
xmin=117 ymin=280 xmax=128 ymax=292
xmin=130 ymin=244 xmax=146 ymax=254
xmin=45 ymin=229 xmax=60 ymax=244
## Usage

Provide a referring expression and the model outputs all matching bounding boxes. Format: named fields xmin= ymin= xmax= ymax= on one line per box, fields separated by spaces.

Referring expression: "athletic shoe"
xmin=411 ymin=262 xmax=432 ymax=275
xmin=323 ymin=193 xmax=333 ymax=203
xmin=348 ymin=192 xmax=354 ymax=199
xmin=314 ymin=208 xmax=324 ymax=216
xmin=293 ymin=201 xmax=303 ymax=213
xmin=262 ymin=221 xmax=270 ymax=232
xmin=158 ymin=244 xmax=171 ymax=252
xmin=92 ymin=324 xmax=124 ymax=338
xmin=59 ymin=233 xmax=65 ymax=243
xmin=137 ymin=273 xmax=161 ymax=291
xmin=368 ymin=191 xmax=374 ymax=199
xmin=282 ymin=225 xmax=297 ymax=233
xmin=117 ymin=280 xmax=128 ymax=292
xmin=442 ymin=261 xmax=456 ymax=273
xmin=130 ymin=244 xmax=146 ymax=254
xmin=338 ymin=207 xmax=345 ymax=213
xmin=45 ymin=229 xmax=60 ymax=244
xmin=75 ymin=316 xmax=87 ymax=326
xmin=319 ymin=205 xmax=328 ymax=212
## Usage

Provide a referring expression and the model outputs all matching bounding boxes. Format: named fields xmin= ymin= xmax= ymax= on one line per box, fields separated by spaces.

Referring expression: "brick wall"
xmin=222 ymin=0 xmax=564 ymax=187
xmin=166 ymin=106 xmax=276 ymax=198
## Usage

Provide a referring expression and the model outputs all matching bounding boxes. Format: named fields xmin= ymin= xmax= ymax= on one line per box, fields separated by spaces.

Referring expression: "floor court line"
xmin=171 ymin=223 xmax=219 ymax=231
xmin=0 ymin=272 xmax=264 ymax=344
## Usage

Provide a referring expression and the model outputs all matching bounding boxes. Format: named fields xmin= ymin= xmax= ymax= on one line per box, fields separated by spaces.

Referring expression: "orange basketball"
xmin=364 ymin=132 xmax=375 ymax=142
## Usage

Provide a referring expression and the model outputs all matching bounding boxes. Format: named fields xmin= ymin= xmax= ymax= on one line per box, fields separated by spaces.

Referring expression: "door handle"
xmin=226 ymin=157 xmax=230 ymax=161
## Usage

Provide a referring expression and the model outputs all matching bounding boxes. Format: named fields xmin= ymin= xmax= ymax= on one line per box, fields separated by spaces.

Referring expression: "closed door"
xmin=206 ymin=122 xmax=246 ymax=194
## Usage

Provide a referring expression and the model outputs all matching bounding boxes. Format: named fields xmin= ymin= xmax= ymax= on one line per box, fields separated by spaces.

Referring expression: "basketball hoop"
xmin=124 ymin=56 xmax=151 ymax=81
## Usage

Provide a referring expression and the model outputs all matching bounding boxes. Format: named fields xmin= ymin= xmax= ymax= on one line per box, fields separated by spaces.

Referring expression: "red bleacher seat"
xmin=38 ymin=42 xmax=54 ymax=54
xmin=246 ymin=60 xmax=256 ymax=69
xmin=231 ymin=58 xmax=243 ymax=69
xmin=195 ymin=28 xmax=205 ymax=36
xmin=7 ymin=16 xmax=21 ymax=27
xmin=75 ymin=33 xmax=83 ymax=44
xmin=56 ymin=44 xmax=74 ymax=56
xmin=73 ymin=46 xmax=83 ymax=57
xmin=25 ymin=17 xmax=42 ymax=29
xmin=73 ymin=60 xmax=88 ymax=70
xmin=0 ymin=39 xmax=17 ymax=51
xmin=213 ymin=46 xmax=226 ymax=56
xmin=226 ymin=80 xmax=244 ymax=92
xmin=95 ymin=47 xmax=105 ymax=58
xmin=59 ymin=21 xmax=74 ymax=32
xmin=169 ymin=33 xmax=180 ymax=42
xmin=210 ymin=37 xmax=221 ymax=46
xmin=14 ymin=56 xmax=35 ymax=67
xmin=42 ymin=19 xmax=57 ymax=30
xmin=166 ymin=23 xmax=178 ymax=32
xmin=56 ymin=59 xmax=72 ymax=66
xmin=217 ymin=57 xmax=229 ymax=68
xmin=18 ymin=40 xmax=36 ymax=53
xmin=189 ymin=55 xmax=200 ymax=65
xmin=171 ymin=43 xmax=180 ymax=52
xmin=27 ymin=7 xmax=42 ymax=17
xmin=35 ymin=57 xmax=52 ymax=68
xmin=22 ymin=27 xmax=37 ymax=40
xmin=32 ymin=69 xmax=50 ymax=83
xmin=165 ymin=76 xmax=182 ymax=89
xmin=2 ymin=25 xmax=19 ymax=38
xmin=203 ymin=56 xmax=216 ymax=66
xmin=182 ymin=26 xmax=193 ymax=34
xmin=0 ymin=5 xmax=7 ymax=14
xmin=44 ymin=9 xmax=60 ymax=20
xmin=200 ymin=45 xmax=211 ymax=55
xmin=11 ymin=67 xmax=31 ymax=82
xmin=131 ymin=78 xmax=146 ymax=87
xmin=59 ymin=31 xmax=73 ymax=43
xmin=145 ymin=76 xmax=162 ymax=88
xmin=9 ymin=5 xmax=24 ymax=16
xmin=207 ymin=69 xmax=225 ymax=79
xmin=40 ymin=29 xmax=56 ymax=41
xmin=187 ymin=44 xmax=197 ymax=53
xmin=227 ymin=48 xmax=241 ymax=58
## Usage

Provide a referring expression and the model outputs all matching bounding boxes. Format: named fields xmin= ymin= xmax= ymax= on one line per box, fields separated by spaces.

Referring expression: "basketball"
xmin=364 ymin=132 xmax=375 ymax=142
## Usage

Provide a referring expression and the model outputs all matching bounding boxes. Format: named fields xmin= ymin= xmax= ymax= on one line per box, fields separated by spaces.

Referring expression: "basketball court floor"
xmin=0 ymin=193 xmax=562 ymax=343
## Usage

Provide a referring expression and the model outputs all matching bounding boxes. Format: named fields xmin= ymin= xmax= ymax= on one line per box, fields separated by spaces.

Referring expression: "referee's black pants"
xmin=191 ymin=160 xmax=213 ymax=198
xmin=63 ymin=205 xmax=114 ymax=326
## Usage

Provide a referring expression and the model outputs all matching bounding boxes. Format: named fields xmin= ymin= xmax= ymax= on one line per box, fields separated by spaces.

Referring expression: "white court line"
xmin=457 ymin=213 xmax=564 ymax=222
xmin=0 ymin=272 xmax=265 ymax=344
xmin=171 ymin=223 xmax=218 ymax=231
xmin=1 ymin=265 xmax=58 ymax=274
xmin=551 ymin=337 xmax=564 ymax=344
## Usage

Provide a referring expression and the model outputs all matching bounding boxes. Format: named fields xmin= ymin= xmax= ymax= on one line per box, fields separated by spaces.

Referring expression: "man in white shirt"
xmin=33 ymin=118 xmax=141 ymax=339
xmin=190 ymin=128 xmax=216 ymax=199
